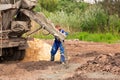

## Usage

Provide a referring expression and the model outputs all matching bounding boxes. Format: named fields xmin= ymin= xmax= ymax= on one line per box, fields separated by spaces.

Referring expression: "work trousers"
xmin=51 ymin=40 xmax=65 ymax=62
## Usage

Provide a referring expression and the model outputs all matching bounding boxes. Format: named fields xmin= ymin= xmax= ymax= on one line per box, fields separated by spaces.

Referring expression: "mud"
xmin=65 ymin=73 xmax=108 ymax=80
xmin=77 ymin=53 xmax=120 ymax=75
xmin=0 ymin=39 xmax=120 ymax=80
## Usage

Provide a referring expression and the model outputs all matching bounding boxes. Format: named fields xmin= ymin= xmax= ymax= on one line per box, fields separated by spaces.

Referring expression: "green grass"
xmin=33 ymin=33 xmax=54 ymax=39
xmin=67 ymin=32 xmax=120 ymax=43
xmin=33 ymin=32 xmax=120 ymax=43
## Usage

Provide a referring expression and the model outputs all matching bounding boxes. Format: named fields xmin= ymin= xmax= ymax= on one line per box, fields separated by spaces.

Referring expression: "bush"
xmin=80 ymin=5 xmax=108 ymax=32
xmin=39 ymin=0 xmax=59 ymax=12
xmin=34 ymin=0 xmax=120 ymax=34
xmin=47 ymin=5 xmax=108 ymax=32
xmin=109 ymin=15 xmax=120 ymax=33
xmin=57 ymin=1 xmax=88 ymax=13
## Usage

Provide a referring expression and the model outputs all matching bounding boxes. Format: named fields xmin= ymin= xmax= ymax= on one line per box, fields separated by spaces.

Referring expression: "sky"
xmin=84 ymin=0 xmax=95 ymax=4
xmin=83 ymin=0 xmax=103 ymax=4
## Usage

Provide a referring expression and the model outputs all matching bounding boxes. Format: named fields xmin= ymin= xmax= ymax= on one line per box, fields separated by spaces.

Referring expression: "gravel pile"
xmin=77 ymin=53 xmax=120 ymax=75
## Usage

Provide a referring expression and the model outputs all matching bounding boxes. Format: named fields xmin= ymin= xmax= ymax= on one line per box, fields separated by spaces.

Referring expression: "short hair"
xmin=55 ymin=25 xmax=60 ymax=28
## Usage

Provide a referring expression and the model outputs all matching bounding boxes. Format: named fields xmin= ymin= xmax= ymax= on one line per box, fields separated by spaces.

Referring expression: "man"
xmin=50 ymin=25 xmax=68 ymax=64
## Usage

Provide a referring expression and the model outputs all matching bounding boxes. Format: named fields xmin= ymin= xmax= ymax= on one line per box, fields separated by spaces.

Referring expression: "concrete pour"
xmin=23 ymin=38 xmax=60 ymax=62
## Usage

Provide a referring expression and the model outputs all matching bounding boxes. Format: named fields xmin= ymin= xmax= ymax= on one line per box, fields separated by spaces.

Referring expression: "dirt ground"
xmin=0 ymin=39 xmax=120 ymax=80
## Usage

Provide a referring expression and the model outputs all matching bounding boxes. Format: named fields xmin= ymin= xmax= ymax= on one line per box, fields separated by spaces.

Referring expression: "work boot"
xmin=50 ymin=56 xmax=54 ymax=61
xmin=61 ymin=62 xmax=65 ymax=64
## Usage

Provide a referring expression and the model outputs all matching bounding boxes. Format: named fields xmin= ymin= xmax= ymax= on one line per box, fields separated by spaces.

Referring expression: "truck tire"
xmin=12 ymin=48 xmax=25 ymax=61
xmin=18 ymin=50 xmax=25 ymax=60
xmin=1 ymin=47 xmax=26 ymax=61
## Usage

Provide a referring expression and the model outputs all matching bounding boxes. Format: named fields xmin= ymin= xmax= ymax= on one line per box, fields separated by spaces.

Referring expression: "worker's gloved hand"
xmin=54 ymin=33 xmax=61 ymax=41
xmin=54 ymin=33 xmax=58 ymax=37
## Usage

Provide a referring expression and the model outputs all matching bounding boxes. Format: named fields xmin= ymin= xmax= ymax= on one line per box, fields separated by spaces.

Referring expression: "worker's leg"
xmin=59 ymin=42 xmax=65 ymax=63
xmin=50 ymin=41 xmax=59 ymax=61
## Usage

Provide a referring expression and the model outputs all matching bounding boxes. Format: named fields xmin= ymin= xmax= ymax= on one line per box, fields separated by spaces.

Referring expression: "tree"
xmin=96 ymin=0 xmax=120 ymax=17
xmin=95 ymin=0 xmax=120 ymax=32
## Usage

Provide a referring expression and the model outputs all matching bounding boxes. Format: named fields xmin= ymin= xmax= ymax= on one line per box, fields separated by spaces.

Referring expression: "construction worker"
xmin=50 ymin=25 xmax=68 ymax=64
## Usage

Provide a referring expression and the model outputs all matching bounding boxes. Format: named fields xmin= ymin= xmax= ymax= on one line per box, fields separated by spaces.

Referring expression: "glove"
xmin=54 ymin=34 xmax=60 ymax=41
xmin=54 ymin=33 xmax=59 ymax=37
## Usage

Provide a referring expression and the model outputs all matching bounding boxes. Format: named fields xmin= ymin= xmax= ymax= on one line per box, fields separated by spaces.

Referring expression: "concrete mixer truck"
xmin=0 ymin=0 xmax=66 ymax=61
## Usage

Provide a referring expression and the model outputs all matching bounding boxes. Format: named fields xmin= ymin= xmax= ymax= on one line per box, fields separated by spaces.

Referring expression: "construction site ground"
xmin=0 ymin=39 xmax=120 ymax=80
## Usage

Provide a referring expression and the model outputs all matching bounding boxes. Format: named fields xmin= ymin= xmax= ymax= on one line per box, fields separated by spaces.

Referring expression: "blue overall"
xmin=51 ymin=29 xmax=68 ymax=62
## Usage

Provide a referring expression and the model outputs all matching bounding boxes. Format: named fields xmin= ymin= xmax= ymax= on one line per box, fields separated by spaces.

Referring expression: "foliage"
xmin=34 ymin=1 xmax=41 ymax=12
xmin=39 ymin=0 xmax=59 ymax=12
xmin=97 ymin=0 xmax=120 ymax=17
xmin=48 ymin=11 xmax=81 ymax=31
xmin=57 ymin=0 xmax=88 ymax=13
xmin=80 ymin=5 xmax=108 ymax=32
xmin=34 ymin=0 xmax=120 ymax=34
xmin=48 ymin=5 xmax=109 ymax=32
xmin=109 ymin=15 xmax=120 ymax=33
xmin=95 ymin=0 xmax=120 ymax=33
xmin=37 ymin=0 xmax=88 ymax=13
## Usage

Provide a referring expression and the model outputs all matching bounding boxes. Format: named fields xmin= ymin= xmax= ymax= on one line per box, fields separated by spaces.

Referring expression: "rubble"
xmin=77 ymin=53 xmax=120 ymax=75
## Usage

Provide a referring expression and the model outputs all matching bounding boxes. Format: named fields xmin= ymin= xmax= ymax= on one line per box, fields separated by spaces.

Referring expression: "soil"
xmin=0 ymin=39 xmax=120 ymax=80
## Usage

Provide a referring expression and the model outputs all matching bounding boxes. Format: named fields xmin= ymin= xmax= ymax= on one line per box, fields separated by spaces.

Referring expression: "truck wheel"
xmin=13 ymin=49 xmax=25 ymax=61
xmin=13 ymin=50 xmax=21 ymax=61
xmin=1 ymin=48 xmax=26 ymax=61
xmin=2 ymin=48 xmax=13 ymax=61
xmin=18 ymin=50 xmax=25 ymax=60
xmin=8 ymin=48 xmax=15 ymax=61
